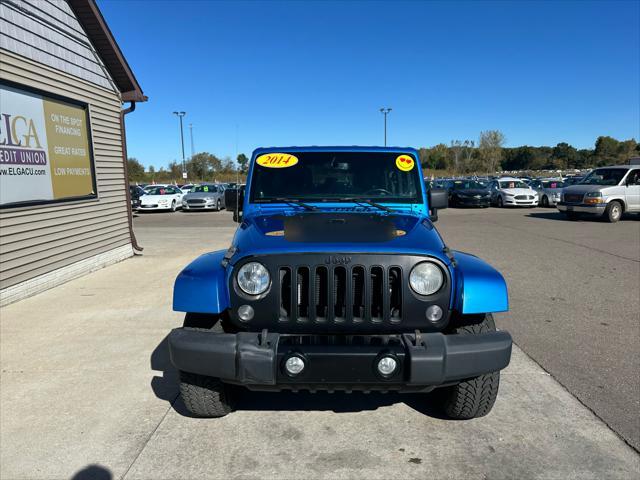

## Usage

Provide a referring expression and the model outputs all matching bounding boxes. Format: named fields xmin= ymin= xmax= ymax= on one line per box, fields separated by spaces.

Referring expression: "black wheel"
xmin=170 ymin=200 xmax=177 ymax=212
xmin=179 ymin=371 xmax=234 ymax=418
xmin=441 ymin=314 xmax=501 ymax=419
xmin=604 ymin=201 xmax=622 ymax=223
xmin=497 ymin=196 xmax=504 ymax=208
xmin=541 ymin=195 xmax=549 ymax=207
xmin=215 ymin=199 xmax=222 ymax=211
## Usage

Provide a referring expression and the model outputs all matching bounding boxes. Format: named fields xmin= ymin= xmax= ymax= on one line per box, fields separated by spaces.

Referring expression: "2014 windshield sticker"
xmin=395 ymin=154 xmax=415 ymax=172
xmin=256 ymin=153 xmax=299 ymax=168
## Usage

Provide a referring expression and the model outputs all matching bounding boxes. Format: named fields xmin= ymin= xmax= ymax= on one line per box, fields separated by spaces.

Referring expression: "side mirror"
xmin=224 ymin=187 xmax=244 ymax=223
xmin=428 ymin=188 xmax=448 ymax=222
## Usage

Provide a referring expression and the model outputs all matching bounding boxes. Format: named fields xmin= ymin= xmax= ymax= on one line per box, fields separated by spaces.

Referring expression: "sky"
xmin=98 ymin=0 xmax=640 ymax=170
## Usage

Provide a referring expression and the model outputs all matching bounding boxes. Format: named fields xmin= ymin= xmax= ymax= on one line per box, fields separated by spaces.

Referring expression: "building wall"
xmin=0 ymin=0 xmax=133 ymax=303
xmin=0 ymin=0 xmax=115 ymax=91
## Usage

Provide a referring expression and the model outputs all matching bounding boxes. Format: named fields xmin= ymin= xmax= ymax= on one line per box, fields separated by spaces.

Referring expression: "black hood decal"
xmin=283 ymin=213 xmax=396 ymax=243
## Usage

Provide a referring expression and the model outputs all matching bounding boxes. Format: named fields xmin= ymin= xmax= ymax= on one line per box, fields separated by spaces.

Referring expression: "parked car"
xmin=138 ymin=185 xmax=184 ymax=212
xmin=181 ymin=184 xmax=225 ymax=211
xmin=169 ymin=147 xmax=512 ymax=419
xmin=448 ymin=180 xmax=491 ymax=207
xmin=557 ymin=165 xmax=640 ymax=222
xmin=489 ymin=177 xmax=539 ymax=207
xmin=129 ymin=185 xmax=145 ymax=210
xmin=530 ymin=178 xmax=565 ymax=207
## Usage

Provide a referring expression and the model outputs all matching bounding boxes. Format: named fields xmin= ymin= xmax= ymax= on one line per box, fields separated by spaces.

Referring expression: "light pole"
xmin=379 ymin=107 xmax=391 ymax=146
xmin=173 ymin=111 xmax=186 ymax=178
xmin=189 ymin=123 xmax=195 ymax=159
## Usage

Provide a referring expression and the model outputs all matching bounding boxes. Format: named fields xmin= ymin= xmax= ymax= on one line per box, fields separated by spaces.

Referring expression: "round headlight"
xmin=409 ymin=262 xmax=444 ymax=296
xmin=237 ymin=262 xmax=270 ymax=295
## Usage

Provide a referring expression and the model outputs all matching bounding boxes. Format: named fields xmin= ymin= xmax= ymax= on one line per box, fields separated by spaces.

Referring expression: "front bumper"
xmin=168 ymin=328 xmax=512 ymax=391
xmin=183 ymin=202 xmax=217 ymax=210
xmin=139 ymin=204 xmax=172 ymax=210
xmin=502 ymin=197 xmax=538 ymax=206
xmin=557 ymin=202 xmax=606 ymax=215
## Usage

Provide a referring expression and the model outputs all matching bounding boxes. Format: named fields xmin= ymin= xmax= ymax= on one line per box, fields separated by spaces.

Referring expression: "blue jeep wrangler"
xmin=169 ymin=147 xmax=512 ymax=418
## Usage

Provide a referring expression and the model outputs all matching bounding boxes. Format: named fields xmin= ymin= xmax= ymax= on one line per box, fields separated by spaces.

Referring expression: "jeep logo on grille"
xmin=325 ymin=256 xmax=352 ymax=265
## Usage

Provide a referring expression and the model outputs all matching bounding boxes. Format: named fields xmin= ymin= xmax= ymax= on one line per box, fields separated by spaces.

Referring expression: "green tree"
xmin=187 ymin=152 xmax=222 ymax=181
xmin=552 ymin=142 xmax=578 ymax=169
xmin=237 ymin=153 xmax=249 ymax=173
xmin=594 ymin=136 xmax=620 ymax=165
xmin=127 ymin=157 xmax=145 ymax=182
xmin=478 ymin=130 xmax=506 ymax=173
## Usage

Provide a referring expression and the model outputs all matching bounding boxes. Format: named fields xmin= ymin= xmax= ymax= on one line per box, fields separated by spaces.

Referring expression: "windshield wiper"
xmin=271 ymin=197 xmax=317 ymax=211
xmin=336 ymin=197 xmax=395 ymax=213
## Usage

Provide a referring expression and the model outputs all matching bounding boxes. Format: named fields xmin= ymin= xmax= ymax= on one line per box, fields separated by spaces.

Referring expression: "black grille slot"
xmin=352 ymin=266 xmax=365 ymax=321
xmin=370 ymin=266 xmax=384 ymax=322
xmin=314 ymin=267 xmax=328 ymax=321
xmin=564 ymin=193 xmax=583 ymax=203
xmin=333 ymin=266 xmax=347 ymax=322
xmin=389 ymin=267 xmax=402 ymax=322
xmin=279 ymin=267 xmax=291 ymax=321
xmin=296 ymin=267 xmax=310 ymax=321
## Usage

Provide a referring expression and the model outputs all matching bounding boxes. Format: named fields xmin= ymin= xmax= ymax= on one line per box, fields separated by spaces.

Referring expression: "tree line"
xmin=418 ymin=133 xmax=638 ymax=174
xmin=127 ymin=134 xmax=639 ymax=183
xmin=127 ymin=153 xmax=249 ymax=183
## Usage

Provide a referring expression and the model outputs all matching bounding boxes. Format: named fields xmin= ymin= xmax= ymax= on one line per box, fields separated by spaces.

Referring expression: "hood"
xmin=185 ymin=192 xmax=216 ymax=199
xmin=501 ymin=187 xmax=535 ymax=195
xmin=230 ymin=212 xmax=448 ymax=263
xmin=452 ymin=189 xmax=489 ymax=196
xmin=141 ymin=195 xmax=173 ymax=203
xmin=562 ymin=184 xmax=611 ymax=194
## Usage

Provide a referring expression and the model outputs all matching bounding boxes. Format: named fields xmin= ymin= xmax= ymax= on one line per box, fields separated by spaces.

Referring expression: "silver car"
xmin=530 ymin=178 xmax=565 ymax=207
xmin=181 ymin=184 xmax=225 ymax=211
xmin=557 ymin=165 xmax=640 ymax=222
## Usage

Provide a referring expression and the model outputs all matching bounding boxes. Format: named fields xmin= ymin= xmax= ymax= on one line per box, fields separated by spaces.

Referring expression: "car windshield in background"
xmin=581 ymin=169 xmax=627 ymax=186
xmin=499 ymin=180 xmax=528 ymax=189
xmin=192 ymin=185 xmax=215 ymax=193
xmin=145 ymin=187 xmax=173 ymax=195
xmin=452 ymin=181 xmax=485 ymax=190
xmin=541 ymin=181 xmax=564 ymax=188
xmin=250 ymin=151 xmax=422 ymax=203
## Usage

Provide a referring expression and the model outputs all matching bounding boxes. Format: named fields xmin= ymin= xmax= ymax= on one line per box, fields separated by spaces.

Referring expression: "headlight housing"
xmin=585 ymin=191 xmax=602 ymax=198
xmin=237 ymin=262 xmax=270 ymax=295
xmin=409 ymin=262 xmax=444 ymax=296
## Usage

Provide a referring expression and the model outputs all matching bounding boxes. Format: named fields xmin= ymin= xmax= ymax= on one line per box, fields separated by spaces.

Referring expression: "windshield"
xmin=192 ymin=185 xmax=215 ymax=193
xmin=145 ymin=186 xmax=174 ymax=195
xmin=582 ymin=168 xmax=626 ymax=186
xmin=452 ymin=180 xmax=485 ymax=190
xmin=250 ymin=151 xmax=422 ymax=203
xmin=541 ymin=180 xmax=564 ymax=188
xmin=499 ymin=180 xmax=528 ymax=189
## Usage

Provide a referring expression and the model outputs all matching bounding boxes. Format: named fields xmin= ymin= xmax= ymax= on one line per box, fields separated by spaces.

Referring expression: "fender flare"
xmin=453 ymin=251 xmax=508 ymax=314
xmin=173 ymin=250 xmax=229 ymax=314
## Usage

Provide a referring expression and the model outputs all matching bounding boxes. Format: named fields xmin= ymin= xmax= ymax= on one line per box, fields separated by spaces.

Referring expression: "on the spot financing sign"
xmin=0 ymin=83 xmax=96 ymax=207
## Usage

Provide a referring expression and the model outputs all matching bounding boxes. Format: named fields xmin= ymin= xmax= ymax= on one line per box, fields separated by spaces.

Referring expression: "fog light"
xmin=237 ymin=305 xmax=254 ymax=322
xmin=377 ymin=356 xmax=397 ymax=376
xmin=426 ymin=305 xmax=443 ymax=322
xmin=284 ymin=356 xmax=305 ymax=375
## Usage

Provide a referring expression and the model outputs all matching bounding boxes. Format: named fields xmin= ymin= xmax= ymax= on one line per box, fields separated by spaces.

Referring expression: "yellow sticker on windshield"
xmin=256 ymin=153 xmax=299 ymax=169
xmin=395 ymin=154 xmax=415 ymax=172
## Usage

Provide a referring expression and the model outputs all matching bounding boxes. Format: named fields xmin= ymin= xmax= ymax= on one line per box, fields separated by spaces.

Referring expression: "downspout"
xmin=120 ymin=101 xmax=143 ymax=252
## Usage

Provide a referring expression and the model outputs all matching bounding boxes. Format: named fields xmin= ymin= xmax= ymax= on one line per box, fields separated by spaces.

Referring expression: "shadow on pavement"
xmin=150 ymin=334 xmax=449 ymax=418
xmin=526 ymin=211 xmax=572 ymax=221
xmin=71 ymin=464 xmax=112 ymax=480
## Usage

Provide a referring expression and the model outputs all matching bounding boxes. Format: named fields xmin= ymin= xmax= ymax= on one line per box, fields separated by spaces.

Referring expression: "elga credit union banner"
xmin=0 ymin=83 xmax=96 ymax=207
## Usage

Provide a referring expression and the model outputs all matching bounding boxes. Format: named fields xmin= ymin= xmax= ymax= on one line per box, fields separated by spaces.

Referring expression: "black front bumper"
xmin=168 ymin=328 xmax=512 ymax=391
xmin=452 ymin=196 xmax=491 ymax=207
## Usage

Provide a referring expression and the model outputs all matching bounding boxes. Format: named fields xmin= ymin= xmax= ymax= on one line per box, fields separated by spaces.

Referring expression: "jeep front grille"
xmin=278 ymin=264 xmax=403 ymax=324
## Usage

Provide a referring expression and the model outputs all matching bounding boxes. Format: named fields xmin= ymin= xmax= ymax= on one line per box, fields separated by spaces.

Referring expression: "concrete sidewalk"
xmin=1 ymin=212 xmax=638 ymax=479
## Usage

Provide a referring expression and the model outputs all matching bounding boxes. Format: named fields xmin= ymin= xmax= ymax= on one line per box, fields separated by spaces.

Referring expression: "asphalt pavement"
xmin=0 ymin=206 xmax=638 ymax=479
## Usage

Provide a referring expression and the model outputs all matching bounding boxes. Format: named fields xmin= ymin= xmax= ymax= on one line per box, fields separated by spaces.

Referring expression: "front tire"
xmin=497 ymin=196 xmax=504 ymax=208
xmin=604 ymin=201 xmax=622 ymax=223
xmin=215 ymin=199 xmax=221 ymax=211
xmin=541 ymin=195 xmax=549 ymax=207
xmin=441 ymin=314 xmax=501 ymax=419
xmin=170 ymin=200 xmax=177 ymax=212
xmin=179 ymin=371 xmax=234 ymax=417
